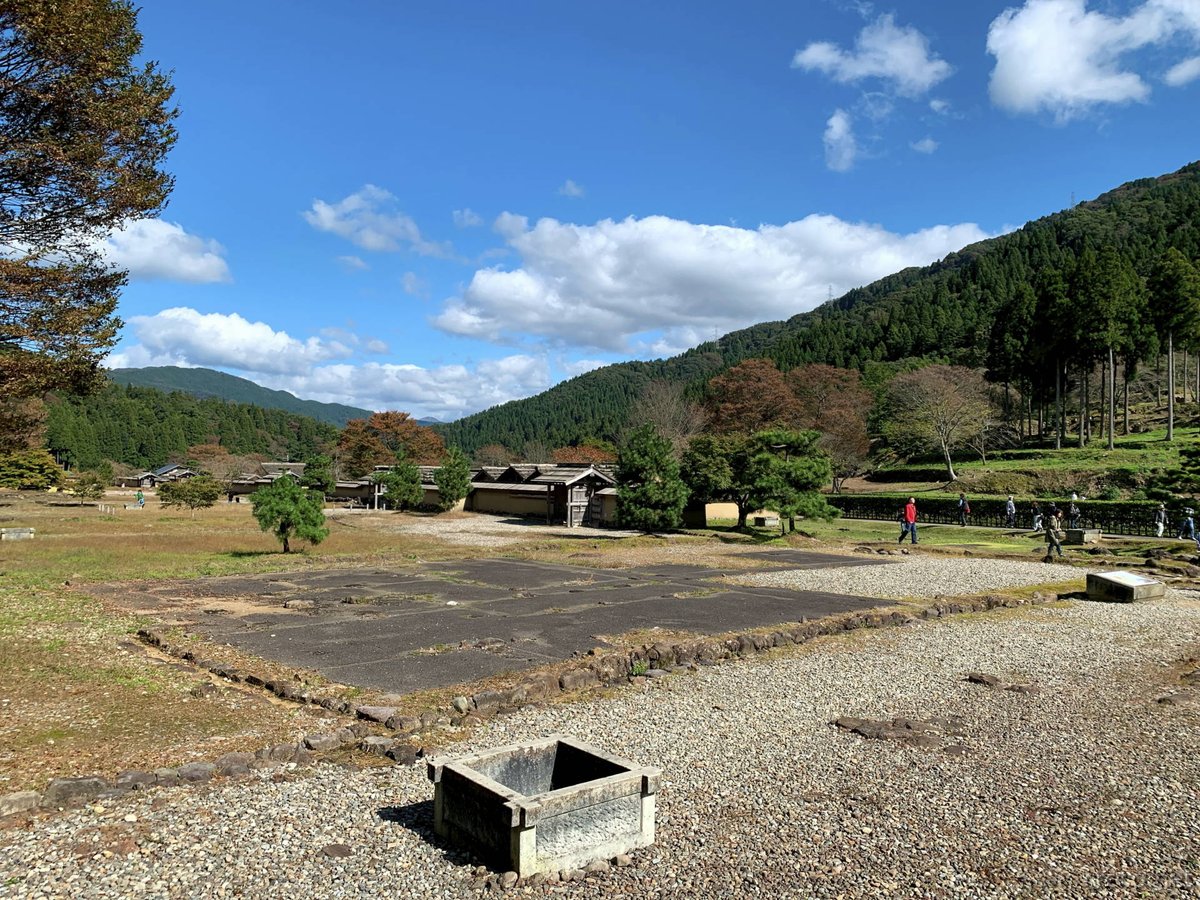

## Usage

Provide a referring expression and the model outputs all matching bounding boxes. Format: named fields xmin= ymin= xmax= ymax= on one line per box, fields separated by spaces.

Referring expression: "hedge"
xmin=826 ymin=494 xmax=1186 ymax=537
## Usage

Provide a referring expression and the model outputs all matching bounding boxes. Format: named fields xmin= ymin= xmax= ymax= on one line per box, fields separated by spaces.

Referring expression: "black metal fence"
xmin=826 ymin=495 xmax=1179 ymax=538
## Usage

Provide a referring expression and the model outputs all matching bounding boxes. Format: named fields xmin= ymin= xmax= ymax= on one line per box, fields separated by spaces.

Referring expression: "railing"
xmin=826 ymin=495 xmax=1174 ymax=538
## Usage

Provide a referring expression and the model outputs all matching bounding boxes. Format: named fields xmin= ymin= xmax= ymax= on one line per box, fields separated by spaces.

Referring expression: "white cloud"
xmin=561 ymin=358 xmax=610 ymax=377
xmin=793 ymin=13 xmax=952 ymax=97
xmin=987 ymin=0 xmax=1200 ymax=121
xmin=337 ymin=255 xmax=368 ymax=271
xmin=453 ymin=208 xmax=483 ymax=228
xmin=929 ymin=98 xmax=951 ymax=114
xmin=1165 ymin=54 xmax=1200 ymax=84
xmin=823 ymin=109 xmax=859 ymax=172
xmin=258 ymin=355 xmax=553 ymax=420
xmin=401 ymin=271 xmax=428 ymax=297
xmin=106 ymin=307 xmax=553 ymax=419
xmin=433 ymin=211 xmax=993 ymax=354
xmin=911 ymin=136 xmax=939 ymax=153
xmin=99 ymin=219 xmax=230 ymax=283
xmin=558 ymin=179 xmax=585 ymax=198
xmin=304 ymin=185 xmax=452 ymax=257
xmin=112 ymin=308 xmax=353 ymax=376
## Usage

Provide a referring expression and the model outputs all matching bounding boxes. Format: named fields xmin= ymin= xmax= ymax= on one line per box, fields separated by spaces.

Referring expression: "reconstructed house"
xmin=120 ymin=463 xmax=197 ymax=488
xmin=466 ymin=463 xmax=617 ymax=527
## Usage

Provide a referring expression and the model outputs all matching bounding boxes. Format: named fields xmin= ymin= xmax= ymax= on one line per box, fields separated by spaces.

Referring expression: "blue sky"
xmin=104 ymin=0 xmax=1200 ymax=420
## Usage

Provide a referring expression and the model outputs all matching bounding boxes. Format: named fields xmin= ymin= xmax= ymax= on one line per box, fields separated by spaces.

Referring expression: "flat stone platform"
xmin=93 ymin=551 xmax=891 ymax=694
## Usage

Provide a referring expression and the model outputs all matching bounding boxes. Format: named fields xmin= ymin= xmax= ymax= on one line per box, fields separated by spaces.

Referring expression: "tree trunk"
xmin=1079 ymin=368 xmax=1087 ymax=448
xmin=1123 ymin=367 xmax=1130 ymax=435
xmin=1054 ymin=359 xmax=1062 ymax=450
xmin=1169 ymin=332 xmax=1176 ymax=442
xmin=1157 ymin=354 xmax=1163 ymax=409
xmin=941 ymin=442 xmax=957 ymax=482
xmin=1099 ymin=358 xmax=1107 ymax=442
xmin=736 ymin=504 xmax=748 ymax=529
xmin=1186 ymin=350 xmax=1190 ymax=404
xmin=282 ymin=535 xmax=291 ymax=553
xmin=1107 ymin=346 xmax=1115 ymax=451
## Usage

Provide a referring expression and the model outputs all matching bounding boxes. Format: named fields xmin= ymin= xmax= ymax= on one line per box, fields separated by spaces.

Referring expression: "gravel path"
xmin=737 ymin=555 xmax=1098 ymax=599
xmin=3 ymin=586 xmax=1199 ymax=898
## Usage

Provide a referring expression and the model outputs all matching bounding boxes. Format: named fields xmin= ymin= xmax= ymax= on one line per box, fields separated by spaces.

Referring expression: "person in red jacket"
xmin=898 ymin=497 xmax=917 ymax=545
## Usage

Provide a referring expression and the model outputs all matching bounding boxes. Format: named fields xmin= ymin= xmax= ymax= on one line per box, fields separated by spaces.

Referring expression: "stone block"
xmin=355 ymin=705 xmax=397 ymax=724
xmin=1 ymin=791 xmax=40 ymax=817
xmin=1086 ymin=570 xmax=1166 ymax=603
xmin=115 ymin=770 xmax=156 ymax=791
xmin=303 ymin=733 xmax=342 ymax=752
xmin=559 ymin=668 xmax=599 ymax=693
xmin=1066 ymin=528 xmax=1102 ymax=545
xmin=42 ymin=776 xmax=107 ymax=807
xmin=178 ymin=763 xmax=215 ymax=783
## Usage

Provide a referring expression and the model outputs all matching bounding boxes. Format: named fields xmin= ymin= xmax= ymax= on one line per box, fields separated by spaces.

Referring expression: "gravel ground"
xmin=736 ymin=555 xmax=1098 ymax=599
xmin=3 ymin=576 xmax=1199 ymax=899
xmin=325 ymin=511 xmax=642 ymax=547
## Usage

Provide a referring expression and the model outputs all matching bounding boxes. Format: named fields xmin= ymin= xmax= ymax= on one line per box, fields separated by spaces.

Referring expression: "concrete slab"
xmin=96 ymin=555 xmax=888 ymax=694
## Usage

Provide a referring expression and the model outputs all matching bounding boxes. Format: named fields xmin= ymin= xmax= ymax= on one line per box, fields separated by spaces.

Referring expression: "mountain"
xmin=437 ymin=161 xmax=1200 ymax=454
xmin=108 ymin=366 xmax=373 ymax=427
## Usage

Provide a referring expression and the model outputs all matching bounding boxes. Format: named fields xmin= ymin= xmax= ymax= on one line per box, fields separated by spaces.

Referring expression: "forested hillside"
xmin=109 ymin=366 xmax=372 ymax=427
xmin=45 ymin=384 xmax=339 ymax=471
xmin=438 ymin=162 xmax=1200 ymax=454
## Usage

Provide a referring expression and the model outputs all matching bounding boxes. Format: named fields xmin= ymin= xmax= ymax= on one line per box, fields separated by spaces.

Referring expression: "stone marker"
xmin=0 ymin=527 xmax=34 ymax=541
xmin=427 ymin=734 xmax=659 ymax=877
xmin=1086 ymin=570 xmax=1166 ymax=603
xmin=1065 ymin=528 xmax=1102 ymax=545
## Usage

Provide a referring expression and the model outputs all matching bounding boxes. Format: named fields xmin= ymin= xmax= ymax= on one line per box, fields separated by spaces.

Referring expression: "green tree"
xmin=433 ymin=446 xmax=471 ymax=511
xmin=616 ymin=424 xmax=689 ymax=532
xmin=0 ymin=449 xmax=62 ymax=489
xmin=70 ymin=470 xmax=108 ymax=504
xmin=0 ymin=0 xmax=177 ymax=426
xmin=750 ymin=429 xmax=835 ymax=532
xmin=1149 ymin=249 xmax=1200 ymax=441
xmin=158 ymin=475 xmax=222 ymax=516
xmin=250 ymin=477 xmax=328 ymax=553
xmin=681 ymin=430 xmax=831 ymax=530
xmin=372 ymin=459 xmax=423 ymax=510
xmin=300 ymin=453 xmax=334 ymax=494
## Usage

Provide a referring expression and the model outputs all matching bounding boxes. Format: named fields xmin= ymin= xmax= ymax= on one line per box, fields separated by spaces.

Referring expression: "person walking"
xmin=1178 ymin=508 xmax=1195 ymax=541
xmin=1005 ymin=495 xmax=1017 ymax=528
xmin=898 ymin=497 xmax=918 ymax=545
xmin=1031 ymin=501 xmax=1042 ymax=532
xmin=1067 ymin=500 xmax=1080 ymax=530
xmin=1044 ymin=513 xmax=1064 ymax=559
xmin=957 ymin=492 xmax=970 ymax=527
xmin=1155 ymin=503 xmax=1168 ymax=538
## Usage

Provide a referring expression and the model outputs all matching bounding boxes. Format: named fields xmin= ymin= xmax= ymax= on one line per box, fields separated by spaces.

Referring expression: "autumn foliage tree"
xmin=336 ymin=411 xmax=444 ymax=479
xmin=550 ymin=441 xmax=617 ymax=464
xmin=787 ymin=364 xmax=872 ymax=492
xmin=707 ymin=359 xmax=800 ymax=434
xmin=364 ymin=411 xmax=445 ymax=463
xmin=0 ymin=1 xmax=177 ymax=435
xmin=625 ymin=380 xmax=706 ymax=456
xmin=880 ymin=365 xmax=993 ymax=482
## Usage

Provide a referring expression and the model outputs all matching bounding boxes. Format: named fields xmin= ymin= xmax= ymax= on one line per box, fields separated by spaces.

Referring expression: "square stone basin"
xmin=427 ymin=735 xmax=660 ymax=875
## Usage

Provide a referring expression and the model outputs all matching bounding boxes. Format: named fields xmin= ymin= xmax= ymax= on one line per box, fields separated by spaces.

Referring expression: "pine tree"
xmin=250 ymin=477 xmax=328 ymax=553
xmin=433 ymin=447 xmax=472 ymax=511
xmin=616 ymin=425 xmax=689 ymax=532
